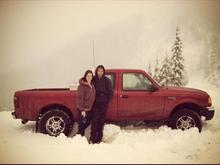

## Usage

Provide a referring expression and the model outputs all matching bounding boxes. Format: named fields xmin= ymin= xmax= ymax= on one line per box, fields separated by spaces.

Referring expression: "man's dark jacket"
xmin=92 ymin=75 xmax=113 ymax=104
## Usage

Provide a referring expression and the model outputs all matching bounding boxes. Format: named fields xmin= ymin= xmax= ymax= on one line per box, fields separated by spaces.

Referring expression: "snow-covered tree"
xmin=170 ymin=26 xmax=186 ymax=86
xmin=207 ymin=48 xmax=220 ymax=87
xmin=147 ymin=63 xmax=152 ymax=76
xmin=158 ymin=54 xmax=172 ymax=87
xmin=209 ymin=49 xmax=220 ymax=71
xmin=153 ymin=58 xmax=161 ymax=83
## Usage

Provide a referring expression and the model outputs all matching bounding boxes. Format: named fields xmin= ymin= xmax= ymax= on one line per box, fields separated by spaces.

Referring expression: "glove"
xmin=81 ymin=111 xmax=86 ymax=118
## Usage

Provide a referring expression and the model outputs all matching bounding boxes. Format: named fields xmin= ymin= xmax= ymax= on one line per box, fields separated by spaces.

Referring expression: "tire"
xmin=169 ymin=109 xmax=202 ymax=132
xmin=36 ymin=109 xmax=73 ymax=137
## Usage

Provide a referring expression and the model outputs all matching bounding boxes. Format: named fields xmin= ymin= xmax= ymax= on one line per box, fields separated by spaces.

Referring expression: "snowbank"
xmin=0 ymin=79 xmax=220 ymax=163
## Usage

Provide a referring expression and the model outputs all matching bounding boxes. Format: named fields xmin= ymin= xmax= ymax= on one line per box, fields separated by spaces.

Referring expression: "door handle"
xmin=120 ymin=94 xmax=129 ymax=99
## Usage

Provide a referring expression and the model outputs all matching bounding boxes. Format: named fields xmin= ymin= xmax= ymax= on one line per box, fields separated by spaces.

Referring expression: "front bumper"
xmin=201 ymin=106 xmax=215 ymax=120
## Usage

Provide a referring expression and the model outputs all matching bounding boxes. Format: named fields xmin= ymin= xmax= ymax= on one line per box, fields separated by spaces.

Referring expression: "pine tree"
xmin=153 ymin=58 xmax=161 ymax=83
xmin=147 ymin=63 xmax=152 ymax=76
xmin=209 ymin=49 xmax=220 ymax=71
xmin=170 ymin=26 xmax=186 ymax=86
xmin=207 ymin=48 xmax=220 ymax=87
xmin=158 ymin=54 xmax=172 ymax=86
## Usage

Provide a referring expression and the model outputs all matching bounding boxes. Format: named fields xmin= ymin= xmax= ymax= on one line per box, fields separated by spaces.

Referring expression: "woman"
xmin=76 ymin=70 xmax=95 ymax=136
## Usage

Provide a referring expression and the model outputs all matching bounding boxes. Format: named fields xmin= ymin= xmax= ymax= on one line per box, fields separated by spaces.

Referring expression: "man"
xmin=90 ymin=65 xmax=113 ymax=144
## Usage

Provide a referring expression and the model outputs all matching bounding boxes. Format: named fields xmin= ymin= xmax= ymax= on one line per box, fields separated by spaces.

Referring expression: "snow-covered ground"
xmin=0 ymin=78 xmax=220 ymax=164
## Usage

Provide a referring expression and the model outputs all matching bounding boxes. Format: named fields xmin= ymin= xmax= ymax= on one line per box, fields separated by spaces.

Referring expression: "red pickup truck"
xmin=12 ymin=69 xmax=215 ymax=136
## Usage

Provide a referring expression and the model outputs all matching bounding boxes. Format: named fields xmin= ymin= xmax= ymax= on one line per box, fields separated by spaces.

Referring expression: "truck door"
xmin=105 ymin=72 xmax=117 ymax=120
xmin=117 ymin=72 xmax=164 ymax=120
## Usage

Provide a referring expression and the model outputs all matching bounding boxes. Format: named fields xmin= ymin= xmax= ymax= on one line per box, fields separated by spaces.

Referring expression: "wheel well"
xmin=39 ymin=104 xmax=74 ymax=123
xmin=169 ymin=103 xmax=203 ymax=119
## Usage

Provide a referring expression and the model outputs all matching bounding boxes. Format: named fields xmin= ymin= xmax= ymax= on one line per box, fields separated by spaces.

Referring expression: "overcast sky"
xmin=1 ymin=0 xmax=220 ymax=110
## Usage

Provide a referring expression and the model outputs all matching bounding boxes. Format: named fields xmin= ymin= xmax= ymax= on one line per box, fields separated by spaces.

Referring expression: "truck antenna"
xmin=92 ymin=40 xmax=95 ymax=69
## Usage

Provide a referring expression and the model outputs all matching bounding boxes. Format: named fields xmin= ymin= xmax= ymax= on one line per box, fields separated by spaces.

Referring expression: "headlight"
xmin=208 ymin=96 xmax=212 ymax=107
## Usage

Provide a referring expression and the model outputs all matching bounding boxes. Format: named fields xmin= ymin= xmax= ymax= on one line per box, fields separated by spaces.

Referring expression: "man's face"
xmin=97 ymin=68 xmax=104 ymax=78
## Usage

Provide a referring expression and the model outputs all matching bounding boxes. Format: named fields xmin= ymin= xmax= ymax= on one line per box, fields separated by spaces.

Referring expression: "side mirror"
xmin=148 ymin=84 xmax=158 ymax=92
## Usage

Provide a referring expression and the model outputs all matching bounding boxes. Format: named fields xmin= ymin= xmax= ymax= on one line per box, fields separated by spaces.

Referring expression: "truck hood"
xmin=164 ymin=86 xmax=208 ymax=96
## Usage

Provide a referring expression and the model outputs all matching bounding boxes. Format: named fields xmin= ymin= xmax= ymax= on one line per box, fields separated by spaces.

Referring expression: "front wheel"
xmin=169 ymin=109 xmax=202 ymax=132
xmin=36 ymin=109 xmax=73 ymax=137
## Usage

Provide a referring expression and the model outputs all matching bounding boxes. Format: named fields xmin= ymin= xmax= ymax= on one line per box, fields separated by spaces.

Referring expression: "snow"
xmin=0 ymin=78 xmax=220 ymax=163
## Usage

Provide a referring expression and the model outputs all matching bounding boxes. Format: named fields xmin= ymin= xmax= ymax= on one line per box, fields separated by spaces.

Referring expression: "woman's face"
xmin=86 ymin=73 xmax=93 ymax=82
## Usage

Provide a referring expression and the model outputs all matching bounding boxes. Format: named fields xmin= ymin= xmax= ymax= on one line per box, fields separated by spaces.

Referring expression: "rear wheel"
xmin=36 ymin=109 xmax=73 ymax=137
xmin=169 ymin=109 xmax=202 ymax=132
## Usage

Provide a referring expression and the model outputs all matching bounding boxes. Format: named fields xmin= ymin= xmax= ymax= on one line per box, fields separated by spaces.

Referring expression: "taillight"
xmin=208 ymin=96 xmax=212 ymax=107
xmin=14 ymin=96 xmax=19 ymax=108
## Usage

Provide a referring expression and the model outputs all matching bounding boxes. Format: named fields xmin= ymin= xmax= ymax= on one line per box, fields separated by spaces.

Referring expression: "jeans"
xmin=90 ymin=102 xmax=108 ymax=143
xmin=77 ymin=109 xmax=92 ymax=136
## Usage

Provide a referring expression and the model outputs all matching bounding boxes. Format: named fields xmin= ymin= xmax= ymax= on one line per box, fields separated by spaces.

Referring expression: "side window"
xmin=123 ymin=73 xmax=152 ymax=91
xmin=106 ymin=73 xmax=115 ymax=88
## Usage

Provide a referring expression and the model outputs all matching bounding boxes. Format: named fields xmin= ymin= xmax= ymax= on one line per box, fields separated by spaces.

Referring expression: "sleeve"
xmin=76 ymin=85 xmax=85 ymax=111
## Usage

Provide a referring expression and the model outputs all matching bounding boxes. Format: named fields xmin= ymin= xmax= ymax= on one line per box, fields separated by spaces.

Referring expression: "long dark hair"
xmin=81 ymin=70 xmax=93 ymax=82
xmin=95 ymin=65 xmax=105 ymax=77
